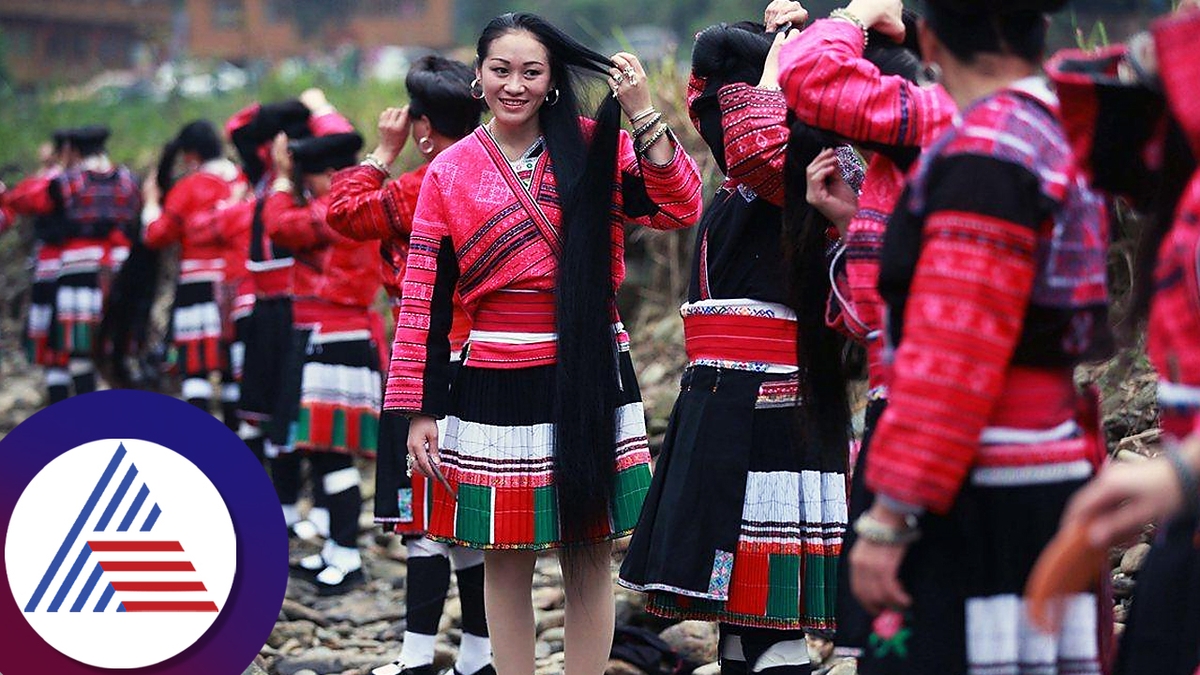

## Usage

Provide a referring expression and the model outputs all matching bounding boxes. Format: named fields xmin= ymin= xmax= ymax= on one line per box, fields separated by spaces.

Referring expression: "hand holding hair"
xmin=759 ymin=30 xmax=799 ymax=89
xmin=764 ymin=0 xmax=809 ymax=31
xmin=271 ymin=132 xmax=293 ymax=176
xmin=373 ymin=106 xmax=411 ymax=166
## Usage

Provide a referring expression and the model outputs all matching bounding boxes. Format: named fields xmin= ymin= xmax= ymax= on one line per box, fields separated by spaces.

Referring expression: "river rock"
xmin=658 ymin=620 xmax=718 ymax=668
xmin=1120 ymin=543 xmax=1151 ymax=575
xmin=537 ymin=608 xmax=566 ymax=633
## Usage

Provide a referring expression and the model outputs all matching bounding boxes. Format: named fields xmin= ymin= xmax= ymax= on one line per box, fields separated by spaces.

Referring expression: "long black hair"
xmin=476 ymin=13 xmax=624 ymax=553
xmin=784 ymin=123 xmax=851 ymax=457
xmin=156 ymin=119 xmax=223 ymax=202
xmin=406 ymin=55 xmax=483 ymax=140
xmin=924 ymin=0 xmax=1069 ymax=64
xmin=1126 ymin=117 xmax=1197 ymax=339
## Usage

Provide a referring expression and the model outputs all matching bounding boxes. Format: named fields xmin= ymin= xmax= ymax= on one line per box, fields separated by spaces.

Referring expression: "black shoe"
xmin=314 ymin=566 xmax=365 ymax=596
xmin=374 ymin=662 xmax=437 ymax=675
xmin=451 ymin=665 xmax=496 ymax=675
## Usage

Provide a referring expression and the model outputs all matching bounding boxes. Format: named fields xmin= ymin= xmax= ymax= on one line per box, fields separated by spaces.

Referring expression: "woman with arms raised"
xmin=386 ymin=12 xmax=701 ymax=675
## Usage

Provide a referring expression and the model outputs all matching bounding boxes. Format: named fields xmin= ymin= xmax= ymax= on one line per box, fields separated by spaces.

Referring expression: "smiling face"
xmin=477 ymin=30 xmax=554 ymax=135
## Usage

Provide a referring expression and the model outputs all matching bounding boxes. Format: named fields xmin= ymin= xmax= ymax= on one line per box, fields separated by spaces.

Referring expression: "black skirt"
xmin=238 ymin=296 xmax=295 ymax=443
xmin=1115 ymin=514 xmax=1200 ymax=675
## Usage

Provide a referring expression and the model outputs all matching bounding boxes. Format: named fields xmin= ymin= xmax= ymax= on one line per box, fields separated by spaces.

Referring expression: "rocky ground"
xmin=0 ymin=246 xmax=1167 ymax=675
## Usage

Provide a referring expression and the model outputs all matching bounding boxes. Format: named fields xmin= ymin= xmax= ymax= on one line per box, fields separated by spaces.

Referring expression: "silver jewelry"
xmin=470 ymin=78 xmax=484 ymax=100
xmin=417 ymin=136 xmax=434 ymax=155
xmin=545 ymin=88 xmax=560 ymax=106
xmin=853 ymin=511 xmax=921 ymax=546
xmin=405 ymin=454 xmax=415 ymax=478
xmin=361 ymin=154 xmax=390 ymax=176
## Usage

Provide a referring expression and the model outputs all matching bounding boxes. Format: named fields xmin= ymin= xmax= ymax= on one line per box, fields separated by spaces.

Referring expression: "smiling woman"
xmin=383 ymin=12 xmax=703 ymax=675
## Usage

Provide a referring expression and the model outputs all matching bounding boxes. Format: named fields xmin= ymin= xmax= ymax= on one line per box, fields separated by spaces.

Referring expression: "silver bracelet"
xmin=830 ymin=8 xmax=869 ymax=49
xmin=636 ymin=123 xmax=671 ymax=155
xmin=629 ymin=106 xmax=658 ymax=125
xmin=853 ymin=511 xmax=921 ymax=546
xmin=361 ymin=154 xmax=391 ymax=176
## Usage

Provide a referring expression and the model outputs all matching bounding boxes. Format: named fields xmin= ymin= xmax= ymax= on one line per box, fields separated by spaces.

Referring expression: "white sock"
xmin=282 ymin=503 xmax=301 ymax=527
xmin=399 ymin=631 xmax=437 ymax=668
xmin=456 ymin=632 xmax=492 ymax=675
xmin=308 ymin=507 xmax=331 ymax=538
xmin=321 ymin=540 xmax=361 ymax=572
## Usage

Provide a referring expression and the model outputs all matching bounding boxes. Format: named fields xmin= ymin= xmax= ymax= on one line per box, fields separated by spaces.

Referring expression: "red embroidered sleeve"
xmin=865 ymin=158 xmax=1042 ymax=514
xmin=327 ymin=165 xmax=420 ymax=242
xmin=5 ymin=174 xmax=55 ymax=216
xmin=620 ymin=130 xmax=703 ymax=230
xmin=143 ymin=182 xmax=195 ymax=249
xmin=263 ymin=191 xmax=333 ymax=251
xmin=719 ymin=83 xmax=789 ymax=207
xmin=384 ymin=168 xmax=459 ymax=416
xmin=1155 ymin=9 xmax=1200 ymax=157
xmin=778 ymin=19 xmax=953 ymax=147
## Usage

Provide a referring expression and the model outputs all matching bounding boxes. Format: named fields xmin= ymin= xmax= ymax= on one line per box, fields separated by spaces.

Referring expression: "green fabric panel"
xmin=533 ymin=486 xmax=559 ymax=545
xmin=766 ymin=554 xmax=802 ymax=620
xmin=456 ymin=483 xmax=493 ymax=545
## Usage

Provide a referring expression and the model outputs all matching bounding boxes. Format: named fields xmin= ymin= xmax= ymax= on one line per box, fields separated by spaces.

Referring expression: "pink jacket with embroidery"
xmin=384 ymin=122 xmax=703 ymax=417
xmin=779 ymin=19 xmax=956 ymax=388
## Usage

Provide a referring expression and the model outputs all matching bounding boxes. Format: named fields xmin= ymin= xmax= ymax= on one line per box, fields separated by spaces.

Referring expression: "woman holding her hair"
xmin=846 ymin=1 xmax=1113 ymax=673
xmin=385 ymin=12 xmax=701 ymax=675
xmin=327 ymin=55 xmax=493 ymax=675
xmin=143 ymin=120 xmax=248 ymax=423
xmin=619 ymin=19 xmax=861 ymax=675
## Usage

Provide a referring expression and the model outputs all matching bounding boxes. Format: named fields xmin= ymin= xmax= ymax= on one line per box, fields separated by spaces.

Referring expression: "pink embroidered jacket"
xmin=779 ymin=19 xmax=956 ymax=389
xmin=1050 ymin=10 xmax=1200 ymax=443
xmin=384 ymin=122 xmax=703 ymax=416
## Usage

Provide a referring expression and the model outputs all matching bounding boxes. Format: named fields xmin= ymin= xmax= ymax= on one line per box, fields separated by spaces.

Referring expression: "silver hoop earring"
xmin=916 ymin=62 xmax=943 ymax=87
xmin=470 ymin=78 xmax=484 ymax=100
xmin=545 ymin=88 xmax=560 ymax=106
xmin=418 ymin=136 xmax=434 ymax=155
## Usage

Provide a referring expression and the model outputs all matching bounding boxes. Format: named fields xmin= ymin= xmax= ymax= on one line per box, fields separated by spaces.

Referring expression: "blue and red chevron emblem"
xmin=23 ymin=443 xmax=218 ymax=614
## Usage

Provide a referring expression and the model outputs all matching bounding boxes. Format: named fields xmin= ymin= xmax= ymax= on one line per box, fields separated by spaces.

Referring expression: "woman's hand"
xmin=142 ymin=173 xmax=161 ymax=206
xmin=271 ymin=132 xmax=293 ymax=177
xmin=849 ymin=504 xmax=914 ymax=616
xmin=844 ymin=0 xmax=906 ymax=42
xmin=407 ymin=414 xmax=441 ymax=480
xmin=609 ymin=52 xmax=653 ymax=119
xmin=299 ymin=87 xmax=330 ymax=112
xmin=806 ymin=148 xmax=859 ymax=236
xmin=373 ymin=106 xmax=411 ymax=167
xmin=764 ymin=0 xmax=809 ymax=32
xmin=759 ymin=30 xmax=800 ymax=90
xmin=1060 ymin=441 xmax=1199 ymax=549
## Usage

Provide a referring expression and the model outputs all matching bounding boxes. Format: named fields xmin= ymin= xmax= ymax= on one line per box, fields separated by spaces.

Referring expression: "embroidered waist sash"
xmin=682 ymin=299 xmax=797 ymax=373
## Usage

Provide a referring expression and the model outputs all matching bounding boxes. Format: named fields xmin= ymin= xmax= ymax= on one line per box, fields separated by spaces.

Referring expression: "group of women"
xmin=3 ymin=0 xmax=1198 ymax=674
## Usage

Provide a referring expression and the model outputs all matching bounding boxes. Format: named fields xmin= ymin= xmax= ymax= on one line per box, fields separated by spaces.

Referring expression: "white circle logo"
xmin=5 ymin=439 xmax=237 ymax=668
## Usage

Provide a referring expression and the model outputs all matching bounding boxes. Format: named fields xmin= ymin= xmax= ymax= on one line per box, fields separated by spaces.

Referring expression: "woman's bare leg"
xmin=484 ymin=549 xmax=538 ymax=675
xmin=560 ymin=541 xmax=616 ymax=675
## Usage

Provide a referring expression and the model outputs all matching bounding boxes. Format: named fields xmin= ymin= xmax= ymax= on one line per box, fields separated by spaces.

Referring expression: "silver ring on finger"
xmin=405 ymin=453 xmax=415 ymax=478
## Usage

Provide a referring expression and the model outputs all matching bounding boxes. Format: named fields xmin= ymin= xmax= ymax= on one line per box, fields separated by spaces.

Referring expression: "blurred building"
xmin=1 ymin=0 xmax=454 ymax=86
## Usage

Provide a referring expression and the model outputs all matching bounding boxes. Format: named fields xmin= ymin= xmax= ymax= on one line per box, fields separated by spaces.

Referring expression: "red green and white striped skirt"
xmin=291 ymin=328 xmax=381 ymax=457
xmin=423 ymin=353 xmax=652 ymax=550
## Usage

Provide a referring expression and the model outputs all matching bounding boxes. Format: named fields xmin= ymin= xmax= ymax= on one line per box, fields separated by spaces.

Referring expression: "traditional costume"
xmin=383 ymin=121 xmax=701 ymax=550
xmin=6 ymin=161 xmax=67 ymax=373
xmin=143 ymin=153 xmax=247 ymax=404
xmin=267 ymin=131 xmax=381 ymax=592
xmin=14 ymin=126 xmax=140 ymax=399
xmin=620 ymin=54 xmax=862 ymax=650
xmin=855 ymin=76 xmax=1112 ymax=674
xmin=1049 ymin=10 xmax=1200 ymax=673
xmin=777 ymin=17 xmax=956 ymax=654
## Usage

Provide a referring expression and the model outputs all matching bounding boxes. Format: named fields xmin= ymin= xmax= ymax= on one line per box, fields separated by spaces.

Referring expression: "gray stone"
xmin=532 ymin=586 xmax=565 ymax=610
xmin=274 ymin=648 xmax=384 ymax=675
xmin=281 ymin=598 xmax=329 ymax=626
xmin=658 ymin=621 xmax=718 ymax=668
xmin=536 ymin=608 xmax=566 ymax=633
xmin=1120 ymin=543 xmax=1152 ymax=575
xmin=241 ymin=660 xmax=272 ymax=675
xmin=606 ymin=658 xmax=647 ymax=675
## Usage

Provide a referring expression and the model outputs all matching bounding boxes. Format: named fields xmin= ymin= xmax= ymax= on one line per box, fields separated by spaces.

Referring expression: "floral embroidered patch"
xmin=708 ymin=550 xmax=734 ymax=597
xmin=869 ymin=609 xmax=912 ymax=659
xmin=397 ymin=488 xmax=413 ymax=522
